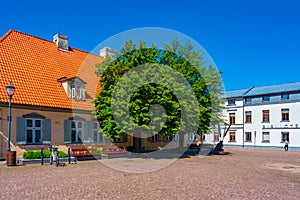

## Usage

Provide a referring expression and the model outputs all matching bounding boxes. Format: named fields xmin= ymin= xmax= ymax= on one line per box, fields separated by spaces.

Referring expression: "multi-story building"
xmin=205 ymin=82 xmax=300 ymax=150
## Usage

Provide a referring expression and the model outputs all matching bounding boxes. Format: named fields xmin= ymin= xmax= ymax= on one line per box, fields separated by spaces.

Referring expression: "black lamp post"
xmin=6 ymin=82 xmax=15 ymax=151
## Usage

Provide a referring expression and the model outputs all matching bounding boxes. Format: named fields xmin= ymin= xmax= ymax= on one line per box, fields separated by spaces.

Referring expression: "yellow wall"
xmin=0 ymin=107 xmax=95 ymax=158
xmin=0 ymin=107 xmax=181 ymax=159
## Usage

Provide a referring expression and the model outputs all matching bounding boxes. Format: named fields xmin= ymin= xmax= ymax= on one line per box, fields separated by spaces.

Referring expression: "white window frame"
xmin=26 ymin=118 xmax=42 ymax=144
xmin=93 ymin=122 xmax=103 ymax=143
xmin=71 ymin=120 xmax=83 ymax=143
xmin=71 ymin=82 xmax=84 ymax=99
xmin=262 ymin=132 xmax=270 ymax=142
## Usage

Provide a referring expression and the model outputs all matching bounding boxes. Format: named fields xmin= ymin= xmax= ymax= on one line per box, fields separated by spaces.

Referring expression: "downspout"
xmin=242 ymin=96 xmax=245 ymax=148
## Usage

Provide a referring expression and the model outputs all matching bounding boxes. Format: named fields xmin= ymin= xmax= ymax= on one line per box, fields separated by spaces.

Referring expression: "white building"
xmin=205 ymin=82 xmax=300 ymax=150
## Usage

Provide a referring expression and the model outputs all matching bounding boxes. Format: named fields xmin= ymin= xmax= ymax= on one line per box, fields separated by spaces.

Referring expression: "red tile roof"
xmin=0 ymin=30 xmax=104 ymax=110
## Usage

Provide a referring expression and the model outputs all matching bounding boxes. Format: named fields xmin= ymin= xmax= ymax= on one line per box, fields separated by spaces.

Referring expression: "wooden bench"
xmin=71 ymin=147 xmax=127 ymax=158
xmin=70 ymin=148 xmax=94 ymax=157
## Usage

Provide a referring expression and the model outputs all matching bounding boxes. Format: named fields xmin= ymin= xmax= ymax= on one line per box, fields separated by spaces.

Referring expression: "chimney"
xmin=53 ymin=34 xmax=69 ymax=50
xmin=100 ymin=47 xmax=114 ymax=58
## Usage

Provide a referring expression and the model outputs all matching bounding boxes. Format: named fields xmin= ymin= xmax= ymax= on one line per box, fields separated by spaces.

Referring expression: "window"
xmin=213 ymin=132 xmax=219 ymax=142
xmin=149 ymin=134 xmax=159 ymax=142
xmin=245 ymin=132 xmax=252 ymax=142
xmin=93 ymin=122 xmax=103 ymax=143
xmin=114 ymin=137 xmax=126 ymax=143
xmin=229 ymin=132 xmax=236 ymax=142
xmin=164 ymin=134 xmax=174 ymax=142
xmin=245 ymin=98 xmax=252 ymax=104
xmin=229 ymin=113 xmax=236 ymax=124
xmin=17 ymin=113 xmax=51 ymax=145
xmin=245 ymin=111 xmax=252 ymax=123
xmin=281 ymin=132 xmax=289 ymax=142
xmin=26 ymin=119 xmax=42 ymax=144
xmin=281 ymin=93 xmax=289 ymax=100
xmin=262 ymin=96 xmax=270 ymax=102
xmin=188 ymin=133 xmax=198 ymax=141
xmin=262 ymin=110 xmax=270 ymax=122
xmin=68 ymin=78 xmax=85 ymax=100
xmin=228 ymin=99 xmax=235 ymax=105
xmin=281 ymin=109 xmax=289 ymax=121
xmin=71 ymin=83 xmax=83 ymax=99
xmin=71 ymin=121 xmax=83 ymax=143
xmin=262 ymin=132 xmax=270 ymax=142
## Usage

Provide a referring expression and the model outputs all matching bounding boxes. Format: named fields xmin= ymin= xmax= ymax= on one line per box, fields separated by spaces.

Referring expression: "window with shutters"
xmin=93 ymin=122 xmax=103 ymax=143
xmin=71 ymin=121 xmax=83 ymax=143
xmin=64 ymin=118 xmax=92 ymax=144
xmin=16 ymin=113 xmax=51 ymax=145
xmin=26 ymin=119 xmax=42 ymax=144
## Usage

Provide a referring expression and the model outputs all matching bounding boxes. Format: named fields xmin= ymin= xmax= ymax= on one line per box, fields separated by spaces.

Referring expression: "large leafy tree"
xmin=164 ymin=39 xmax=224 ymax=128
xmin=94 ymin=39 xmax=221 ymax=146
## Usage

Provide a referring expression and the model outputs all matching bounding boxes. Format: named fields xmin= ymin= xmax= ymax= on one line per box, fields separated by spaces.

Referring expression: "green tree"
xmin=164 ymin=39 xmax=224 ymax=145
xmin=94 ymin=39 xmax=220 ymax=148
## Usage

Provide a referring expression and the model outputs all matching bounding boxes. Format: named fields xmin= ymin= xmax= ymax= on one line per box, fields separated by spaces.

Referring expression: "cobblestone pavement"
xmin=0 ymin=147 xmax=299 ymax=200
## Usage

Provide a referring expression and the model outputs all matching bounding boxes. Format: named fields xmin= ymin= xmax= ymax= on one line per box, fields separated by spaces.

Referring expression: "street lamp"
xmin=6 ymin=81 xmax=15 ymax=151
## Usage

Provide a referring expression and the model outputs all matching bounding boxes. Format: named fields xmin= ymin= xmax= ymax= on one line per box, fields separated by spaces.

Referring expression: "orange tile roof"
xmin=0 ymin=30 xmax=104 ymax=110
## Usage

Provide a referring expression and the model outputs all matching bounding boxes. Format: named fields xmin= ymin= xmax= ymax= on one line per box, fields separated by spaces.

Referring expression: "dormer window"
xmin=71 ymin=82 xmax=83 ymax=99
xmin=58 ymin=76 xmax=86 ymax=100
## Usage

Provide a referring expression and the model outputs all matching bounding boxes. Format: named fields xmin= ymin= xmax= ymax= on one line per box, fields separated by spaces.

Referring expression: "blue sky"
xmin=1 ymin=0 xmax=300 ymax=91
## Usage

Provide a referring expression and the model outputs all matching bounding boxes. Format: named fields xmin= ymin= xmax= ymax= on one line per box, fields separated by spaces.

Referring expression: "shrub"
xmin=23 ymin=150 xmax=68 ymax=159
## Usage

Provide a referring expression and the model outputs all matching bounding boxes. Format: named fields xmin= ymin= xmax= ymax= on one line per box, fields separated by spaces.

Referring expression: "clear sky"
xmin=1 ymin=0 xmax=300 ymax=91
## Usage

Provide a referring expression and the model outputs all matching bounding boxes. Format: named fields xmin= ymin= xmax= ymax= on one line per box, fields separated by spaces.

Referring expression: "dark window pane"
xmin=71 ymin=130 xmax=76 ymax=142
xmin=263 ymin=96 xmax=270 ymax=102
xmin=27 ymin=130 xmax=33 ymax=143
xmin=35 ymin=130 xmax=41 ymax=143
xmin=71 ymin=121 xmax=76 ymax=129
xmin=35 ymin=120 xmax=41 ymax=128
xmin=27 ymin=119 xmax=33 ymax=127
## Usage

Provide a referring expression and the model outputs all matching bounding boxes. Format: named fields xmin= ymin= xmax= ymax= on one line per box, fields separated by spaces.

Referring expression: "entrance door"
xmin=132 ymin=134 xmax=145 ymax=152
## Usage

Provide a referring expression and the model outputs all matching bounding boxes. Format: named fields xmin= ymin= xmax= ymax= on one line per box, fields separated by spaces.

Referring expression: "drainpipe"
xmin=242 ymin=96 xmax=245 ymax=148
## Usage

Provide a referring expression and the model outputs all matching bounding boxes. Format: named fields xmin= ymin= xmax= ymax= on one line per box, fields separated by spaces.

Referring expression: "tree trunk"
xmin=178 ymin=131 xmax=185 ymax=149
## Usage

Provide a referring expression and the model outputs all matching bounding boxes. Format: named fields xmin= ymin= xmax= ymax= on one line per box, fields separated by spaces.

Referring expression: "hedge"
xmin=23 ymin=150 xmax=68 ymax=159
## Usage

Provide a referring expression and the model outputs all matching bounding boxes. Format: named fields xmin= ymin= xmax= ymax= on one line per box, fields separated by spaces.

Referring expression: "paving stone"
xmin=0 ymin=147 xmax=299 ymax=199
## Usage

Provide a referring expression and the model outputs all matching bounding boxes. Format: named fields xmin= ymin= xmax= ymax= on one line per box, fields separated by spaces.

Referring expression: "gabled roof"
xmin=0 ymin=30 xmax=104 ymax=110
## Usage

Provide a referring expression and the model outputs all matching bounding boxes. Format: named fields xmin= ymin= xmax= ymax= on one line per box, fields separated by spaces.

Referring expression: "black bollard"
xmin=68 ymin=147 xmax=71 ymax=164
xmin=41 ymin=147 xmax=44 ymax=165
